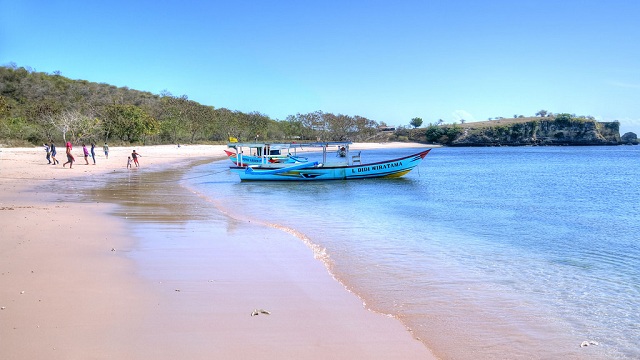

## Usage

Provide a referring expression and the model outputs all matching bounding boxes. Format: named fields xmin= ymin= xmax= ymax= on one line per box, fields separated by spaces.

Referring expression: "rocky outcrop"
xmin=621 ymin=132 xmax=638 ymax=145
xmin=450 ymin=119 xmax=621 ymax=146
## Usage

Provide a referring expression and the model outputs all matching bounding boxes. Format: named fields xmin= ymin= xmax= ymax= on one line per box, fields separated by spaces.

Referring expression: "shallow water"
xmin=183 ymin=146 xmax=640 ymax=359
xmin=72 ymin=146 xmax=640 ymax=359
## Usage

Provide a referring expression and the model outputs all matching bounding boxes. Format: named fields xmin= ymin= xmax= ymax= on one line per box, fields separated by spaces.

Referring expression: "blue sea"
xmin=178 ymin=146 xmax=639 ymax=359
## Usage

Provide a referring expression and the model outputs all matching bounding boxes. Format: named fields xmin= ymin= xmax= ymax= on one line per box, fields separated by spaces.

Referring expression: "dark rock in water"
xmin=621 ymin=132 xmax=638 ymax=145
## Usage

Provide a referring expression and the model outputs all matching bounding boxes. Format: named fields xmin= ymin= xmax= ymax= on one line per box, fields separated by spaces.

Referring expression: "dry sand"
xmin=0 ymin=143 xmax=437 ymax=359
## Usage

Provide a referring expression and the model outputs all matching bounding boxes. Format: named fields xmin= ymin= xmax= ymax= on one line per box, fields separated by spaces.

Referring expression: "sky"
xmin=1 ymin=0 xmax=640 ymax=134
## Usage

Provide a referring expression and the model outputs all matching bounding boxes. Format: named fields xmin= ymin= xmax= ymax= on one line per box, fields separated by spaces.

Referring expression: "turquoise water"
xmin=185 ymin=146 xmax=640 ymax=359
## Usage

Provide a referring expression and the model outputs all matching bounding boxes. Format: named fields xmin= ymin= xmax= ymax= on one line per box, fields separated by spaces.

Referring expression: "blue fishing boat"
xmin=227 ymin=142 xmax=431 ymax=181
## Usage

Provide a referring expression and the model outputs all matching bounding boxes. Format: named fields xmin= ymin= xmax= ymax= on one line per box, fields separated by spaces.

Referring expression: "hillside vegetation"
xmin=0 ymin=64 xmax=380 ymax=146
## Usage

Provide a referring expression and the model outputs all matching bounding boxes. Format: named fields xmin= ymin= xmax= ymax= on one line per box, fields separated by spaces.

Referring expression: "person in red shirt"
xmin=63 ymin=142 xmax=75 ymax=168
xmin=131 ymin=150 xmax=141 ymax=167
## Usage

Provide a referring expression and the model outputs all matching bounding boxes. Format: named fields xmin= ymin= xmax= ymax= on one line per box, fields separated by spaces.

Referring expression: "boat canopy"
xmin=226 ymin=141 xmax=355 ymax=165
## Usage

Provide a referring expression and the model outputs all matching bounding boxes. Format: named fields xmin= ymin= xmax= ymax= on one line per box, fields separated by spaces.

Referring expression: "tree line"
xmin=0 ymin=64 xmax=381 ymax=146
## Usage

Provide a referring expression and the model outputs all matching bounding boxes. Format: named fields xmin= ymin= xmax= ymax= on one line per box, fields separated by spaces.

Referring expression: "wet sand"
xmin=0 ymin=144 xmax=436 ymax=359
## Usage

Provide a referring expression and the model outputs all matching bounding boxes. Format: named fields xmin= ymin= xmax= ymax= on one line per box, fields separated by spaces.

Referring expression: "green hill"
xmin=0 ymin=64 xmax=379 ymax=146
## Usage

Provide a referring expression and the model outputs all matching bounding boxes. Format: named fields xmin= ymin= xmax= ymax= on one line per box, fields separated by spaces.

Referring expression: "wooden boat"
xmin=224 ymin=143 xmax=308 ymax=167
xmin=227 ymin=142 xmax=431 ymax=181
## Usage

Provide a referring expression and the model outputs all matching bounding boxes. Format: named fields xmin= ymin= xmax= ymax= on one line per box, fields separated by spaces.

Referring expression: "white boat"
xmin=225 ymin=143 xmax=308 ymax=167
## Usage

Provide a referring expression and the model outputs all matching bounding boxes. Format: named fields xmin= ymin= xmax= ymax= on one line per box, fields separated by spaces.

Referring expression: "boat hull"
xmin=230 ymin=149 xmax=431 ymax=181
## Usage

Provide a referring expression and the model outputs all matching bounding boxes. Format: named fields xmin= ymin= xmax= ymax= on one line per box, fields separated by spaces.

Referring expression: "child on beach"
xmin=44 ymin=144 xmax=51 ymax=164
xmin=62 ymin=142 xmax=74 ymax=168
xmin=103 ymin=143 xmax=109 ymax=159
xmin=131 ymin=150 xmax=141 ymax=167
xmin=90 ymin=143 xmax=96 ymax=165
xmin=82 ymin=144 xmax=89 ymax=165
xmin=50 ymin=142 xmax=59 ymax=165
xmin=127 ymin=156 xmax=132 ymax=169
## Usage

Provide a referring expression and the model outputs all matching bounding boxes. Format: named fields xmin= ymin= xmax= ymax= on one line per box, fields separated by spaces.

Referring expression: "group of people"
xmin=43 ymin=141 xmax=82 ymax=167
xmin=127 ymin=150 xmax=141 ymax=169
xmin=43 ymin=143 xmax=60 ymax=165
xmin=43 ymin=142 xmax=140 ymax=169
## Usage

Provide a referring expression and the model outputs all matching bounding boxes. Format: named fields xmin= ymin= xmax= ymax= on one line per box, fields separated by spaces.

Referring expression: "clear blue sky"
xmin=2 ymin=0 xmax=639 ymax=134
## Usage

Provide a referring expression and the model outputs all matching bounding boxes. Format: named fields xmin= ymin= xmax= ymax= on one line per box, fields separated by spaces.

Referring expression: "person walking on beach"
xmin=82 ymin=144 xmax=89 ymax=165
xmin=131 ymin=149 xmax=141 ymax=167
xmin=127 ymin=156 xmax=132 ymax=169
xmin=103 ymin=142 xmax=109 ymax=159
xmin=44 ymin=143 xmax=51 ymax=164
xmin=90 ymin=143 xmax=96 ymax=165
xmin=50 ymin=142 xmax=59 ymax=165
xmin=63 ymin=142 xmax=74 ymax=168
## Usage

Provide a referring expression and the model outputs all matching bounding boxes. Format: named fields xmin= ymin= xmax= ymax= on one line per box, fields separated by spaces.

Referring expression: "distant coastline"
xmin=398 ymin=116 xmax=639 ymax=147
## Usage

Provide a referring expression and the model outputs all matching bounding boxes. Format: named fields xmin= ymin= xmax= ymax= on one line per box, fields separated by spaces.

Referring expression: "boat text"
xmin=351 ymin=161 xmax=402 ymax=173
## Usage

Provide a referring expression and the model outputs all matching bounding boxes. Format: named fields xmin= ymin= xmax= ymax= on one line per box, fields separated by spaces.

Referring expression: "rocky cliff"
xmin=425 ymin=117 xmax=623 ymax=146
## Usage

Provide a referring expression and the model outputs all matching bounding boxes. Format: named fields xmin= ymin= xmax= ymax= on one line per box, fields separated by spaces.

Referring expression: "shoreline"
xmin=1 ymin=143 xmax=437 ymax=359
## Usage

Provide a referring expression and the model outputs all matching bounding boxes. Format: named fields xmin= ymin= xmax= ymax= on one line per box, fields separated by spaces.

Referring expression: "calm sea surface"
xmin=181 ymin=146 xmax=639 ymax=359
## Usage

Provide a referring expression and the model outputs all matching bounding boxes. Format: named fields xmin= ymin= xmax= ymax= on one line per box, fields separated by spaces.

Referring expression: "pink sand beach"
xmin=0 ymin=144 xmax=438 ymax=359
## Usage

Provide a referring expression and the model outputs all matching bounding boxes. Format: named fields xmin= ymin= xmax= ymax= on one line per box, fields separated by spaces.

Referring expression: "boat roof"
xmin=227 ymin=141 xmax=352 ymax=149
